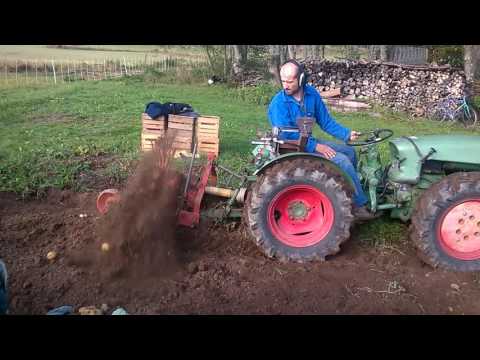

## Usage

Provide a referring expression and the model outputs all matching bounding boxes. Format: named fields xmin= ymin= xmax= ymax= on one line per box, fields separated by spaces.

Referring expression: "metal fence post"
xmin=52 ymin=60 xmax=57 ymax=84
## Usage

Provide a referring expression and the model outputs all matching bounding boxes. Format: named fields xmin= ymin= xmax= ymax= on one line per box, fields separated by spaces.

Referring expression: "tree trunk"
xmin=368 ymin=45 xmax=377 ymax=60
xmin=279 ymin=45 xmax=288 ymax=65
xmin=303 ymin=45 xmax=315 ymax=59
xmin=321 ymin=45 xmax=325 ymax=59
xmin=287 ymin=45 xmax=296 ymax=59
xmin=232 ymin=45 xmax=245 ymax=75
xmin=240 ymin=45 xmax=248 ymax=64
xmin=288 ymin=45 xmax=297 ymax=60
xmin=204 ymin=45 xmax=215 ymax=73
xmin=379 ymin=45 xmax=388 ymax=61
xmin=464 ymin=45 xmax=480 ymax=84
xmin=268 ymin=45 xmax=281 ymax=86
xmin=224 ymin=45 xmax=228 ymax=79
xmin=308 ymin=45 xmax=315 ymax=57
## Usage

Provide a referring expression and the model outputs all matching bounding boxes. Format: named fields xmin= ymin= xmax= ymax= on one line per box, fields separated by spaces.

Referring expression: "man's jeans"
xmin=315 ymin=139 xmax=368 ymax=207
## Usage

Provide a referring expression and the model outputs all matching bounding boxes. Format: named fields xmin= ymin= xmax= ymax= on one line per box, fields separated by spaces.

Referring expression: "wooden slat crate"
xmin=195 ymin=116 xmax=219 ymax=157
xmin=168 ymin=115 xmax=195 ymax=131
xmin=196 ymin=116 xmax=220 ymax=138
xmin=197 ymin=136 xmax=219 ymax=155
xmin=168 ymin=115 xmax=195 ymax=152
xmin=141 ymin=114 xmax=166 ymax=152
xmin=140 ymin=113 xmax=220 ymax=157
xmin=168 ymin=129 xmax=194 ymax=139
xmin=141 ymin=113 xmax=167 ymax=133
xmin=172 ymin=135 xmax=193 ymax=151
xmin=141 ymin=133 xmax=193 ymax=152
xmin=141 ymin=131 xmax=162 ymax=151
xmin=142 ymin=119 xmax=166 ymax=133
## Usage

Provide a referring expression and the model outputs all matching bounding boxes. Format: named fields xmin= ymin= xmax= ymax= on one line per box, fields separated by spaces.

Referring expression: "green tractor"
xmin=97 ymin=118 xmax=480 ymax=272
xmin=244 ymin=118 xmax=480 ymax=272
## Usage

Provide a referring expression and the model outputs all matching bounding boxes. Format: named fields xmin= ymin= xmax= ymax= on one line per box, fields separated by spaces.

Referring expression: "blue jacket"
xmin=267 ymin=84 xmax=351 ymax=153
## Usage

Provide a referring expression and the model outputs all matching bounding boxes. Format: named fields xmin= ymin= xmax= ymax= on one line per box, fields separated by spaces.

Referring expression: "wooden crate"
xmin=168 ymin=114 xmax=195 ymax=131
xmin=142 ymin=119 xmax=166 ymax=134
xmin=195 ymin=116 xmax=219 ymax=157
xmin=141 ymin=132 xmax=192 ymax=152
xmin=140 ymin=113 xmax=220 ymax=156
xmin=168 ymin=114 xmax=195 ymax=152
xmin=197 ymin=136 xmax=219 ymax=155
xmin=141 ymin=131 xmax=162 ymax=151
xmin=141 ymin=113 xmax=167 ymax=134
xmin=172 ymin=135 xmax=193 ymax=151
xmin=196 ymin=115 xmax=220 ymax=138
xmin=141 ymin=113 xmax=166 ymax=151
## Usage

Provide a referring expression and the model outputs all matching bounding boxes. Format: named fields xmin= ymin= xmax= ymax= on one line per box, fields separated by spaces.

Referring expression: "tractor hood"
xmin=388 ymin=135 xmax=480 ymax=183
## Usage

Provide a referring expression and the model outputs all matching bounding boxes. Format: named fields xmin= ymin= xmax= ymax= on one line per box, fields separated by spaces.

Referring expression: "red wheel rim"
xmin=267 ymin=185 xmax=334 ymax=248
xmin=96 ymin=189 xmax=120 ymax=214
xmin=438 ymin=199 xmax=480 ymax=260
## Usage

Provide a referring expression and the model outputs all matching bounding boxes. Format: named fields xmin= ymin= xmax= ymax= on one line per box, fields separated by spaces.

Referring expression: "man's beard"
xmin=286 ymin=87 xmax=302 ymax=97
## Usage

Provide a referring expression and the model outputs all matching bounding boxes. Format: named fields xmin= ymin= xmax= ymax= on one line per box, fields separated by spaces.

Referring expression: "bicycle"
xmin=434 ymin=96 xmax=478 ymax=127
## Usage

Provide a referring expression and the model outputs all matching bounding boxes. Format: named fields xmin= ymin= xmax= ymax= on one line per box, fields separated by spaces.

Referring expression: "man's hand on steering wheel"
xmin=347 ymin=129 xmax=394 ymax=146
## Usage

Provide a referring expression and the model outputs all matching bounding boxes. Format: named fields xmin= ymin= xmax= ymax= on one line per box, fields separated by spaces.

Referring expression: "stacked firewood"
xmin=232 ymin=70 xmax=264 ymax=86
xmin=304 ymin=59 xmax=467 ymax=117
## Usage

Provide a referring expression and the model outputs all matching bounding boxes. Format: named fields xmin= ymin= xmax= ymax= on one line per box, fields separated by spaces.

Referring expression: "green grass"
xmin=0 ymin=45 xmax=206 ymax=62
xmin=0 ymin=76 xmax=268 ymax=196
xmin=1 ymin=75 xmax=480 ymax=246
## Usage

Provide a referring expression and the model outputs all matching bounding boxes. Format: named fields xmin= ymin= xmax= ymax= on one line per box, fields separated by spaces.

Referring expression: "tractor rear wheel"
xmin=411 ymin=172 xmax=480 ymax=271
xmin=244 ymin=158 xmax=354 ymax=263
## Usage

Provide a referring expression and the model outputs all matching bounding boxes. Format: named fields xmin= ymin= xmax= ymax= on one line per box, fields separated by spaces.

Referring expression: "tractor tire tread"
xmin=410 ymin=171 xmax=480 ymax=272
xmin=245 ymin=158 xmax=354 ymax=263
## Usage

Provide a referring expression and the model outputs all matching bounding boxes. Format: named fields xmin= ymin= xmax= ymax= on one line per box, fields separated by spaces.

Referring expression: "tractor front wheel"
xmin=245 ymin=158 xmax=354 ymax=263
xmin=411 ymin=172 xmax=480 ymax=271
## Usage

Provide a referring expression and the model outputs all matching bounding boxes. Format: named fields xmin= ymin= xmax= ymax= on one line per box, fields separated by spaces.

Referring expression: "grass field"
xmin=0 ymin=45 xmax=365 ymax=64
xmin=1 ymin=74 xmax=479 ymax=246
xmin=0 ymin=45 xmax=206 ymax=62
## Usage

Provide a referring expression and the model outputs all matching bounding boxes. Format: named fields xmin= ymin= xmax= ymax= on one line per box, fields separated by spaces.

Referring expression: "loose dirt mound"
xmin=2 ymin=188 xmax=480 ymax=314
xmin=91 ymin=135 xmax=184 ymax=280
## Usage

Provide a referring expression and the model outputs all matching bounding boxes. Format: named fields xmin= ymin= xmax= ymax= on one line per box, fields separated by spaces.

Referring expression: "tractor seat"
xmin=278 ymin=141 xmax=303 ymax=154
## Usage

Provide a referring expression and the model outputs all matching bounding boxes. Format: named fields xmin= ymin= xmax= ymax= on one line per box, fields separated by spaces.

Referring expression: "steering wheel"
xmin=347 ymin=128 xmax=393 ymax=147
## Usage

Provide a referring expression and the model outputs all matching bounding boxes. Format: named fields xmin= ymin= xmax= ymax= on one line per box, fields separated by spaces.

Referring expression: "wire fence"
xmin=1 ymin=55 xmax=210 ymax=86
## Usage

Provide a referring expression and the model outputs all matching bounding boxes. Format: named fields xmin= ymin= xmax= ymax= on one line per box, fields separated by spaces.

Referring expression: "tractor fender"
xmin=253 ymin=152 xmax=356 ymax=192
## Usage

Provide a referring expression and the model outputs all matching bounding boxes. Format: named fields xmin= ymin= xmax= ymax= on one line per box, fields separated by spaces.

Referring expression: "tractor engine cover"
xmin=388 ymin=135 xmax=480 ymax=184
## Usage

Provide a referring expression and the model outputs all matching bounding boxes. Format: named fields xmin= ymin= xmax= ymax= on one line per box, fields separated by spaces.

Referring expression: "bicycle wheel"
xmin=434 ymin=107 xmax=449 ymax=122
xmin=460 ymin=105 xmax=479 ymax=127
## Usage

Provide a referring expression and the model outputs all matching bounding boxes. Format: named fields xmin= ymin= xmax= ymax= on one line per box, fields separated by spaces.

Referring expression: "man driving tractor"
xmin=267 ymin=59 xmax=376 ymax=221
